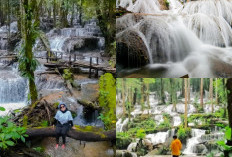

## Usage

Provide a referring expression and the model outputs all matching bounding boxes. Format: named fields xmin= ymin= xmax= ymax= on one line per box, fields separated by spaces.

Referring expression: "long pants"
xmin=55 ymin=123 xmax=70 ymax=144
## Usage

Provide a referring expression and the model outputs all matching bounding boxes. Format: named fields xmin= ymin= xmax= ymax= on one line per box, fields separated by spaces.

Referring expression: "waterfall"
xmin=146 ymin=130 xmax=170 ymax=145
xmin=117 ymin=0 xmax=232 ymax=77
xmin=73 ymin=105 xmax=104 ymax=127
xmin=0 ymin=70 xmax=28 ymax=116
xmin=183 ymin=129 xmax=206 ymax=155
xmin=116 ymin=118 xmax=129 ymax=132
xmin=173 ymin=115 xmax=181 ymax=127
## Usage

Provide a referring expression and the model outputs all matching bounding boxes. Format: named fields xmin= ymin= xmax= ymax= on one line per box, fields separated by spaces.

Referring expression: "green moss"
xmin=74 ymin=125 xmax=106 ymax=138
xmin=177 ymin=125 xmax=191 ymax=142
xmin=53 ymin=102 xmax=60 ymax=109
xmin=116 ymin=132 xmax=132 ymax=149
xmin=23 ymin=115 xmax=28 ymax=127
xmin=40 ymin=120 xmax=48 ymax=127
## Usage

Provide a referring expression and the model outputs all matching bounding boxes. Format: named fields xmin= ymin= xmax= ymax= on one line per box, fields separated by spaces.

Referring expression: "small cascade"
xmin=117 ymin=0 xmax=232 ymax=77
xmin=183 ymin=129 xmax=206 ymax=155
xmin=173 ymin=115 xmax=181 ymax=127
xmin=154 ymin=115 xmax=164 ymax=124
xmin=34 ymin=19 xmax=104 ymax=54
xmin=127 ymin=142 xmax=137 ymax=152
xmin=0 ymin=70 xmax=28 ymax=116
xmin=73 ymin=105 xmax=104 ymax=127
xmin=145 ymin=130 xmax=170 ymax=145
xmin=116 ymin=118 xmax=129 ymax=132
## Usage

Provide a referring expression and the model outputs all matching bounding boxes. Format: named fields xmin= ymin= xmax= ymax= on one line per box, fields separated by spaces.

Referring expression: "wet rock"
xmin=116 ymin=150 xmax=137 ymax=157
xmin=194 ymin=144 xmax=208 ymax=154
xmin=42 ymin=137 xmax=114 ymax=157
xmin=116 ymin=136 xmax=132 ymax=150
xmin=77 ymin=98 xmax=100 ymax=110
xmin=117 ymin=29 xmax=149 ymax=68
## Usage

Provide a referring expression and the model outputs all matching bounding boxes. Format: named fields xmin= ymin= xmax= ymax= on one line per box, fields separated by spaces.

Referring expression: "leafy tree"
xmin=18 ymin=0 xmax=40 ymax=103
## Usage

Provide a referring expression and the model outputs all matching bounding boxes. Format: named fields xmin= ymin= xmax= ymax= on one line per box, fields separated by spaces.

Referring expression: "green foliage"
xmin=217 ymin=140 xmax=232 ymax=151
xmin=214 ymin=108 xmax=226 ymax=119
xmin=136 ymin=129 xmax=146 ymax=139
xmin=116 ymin=132 xmax=132 ymax=149
xmin=0 ymin=116 xmax=28 ymax=150
xmin=18 ymin=44 xmax=40 ymax=80
xmin=157 ymin=145 xmax=169 ymax=155
xmin=127 ymin=117 xmax=156 ymax=136
xmin=33 ymin=146 xmax=45 ymax=153
xmin=98 ymin=73 xmax=116 ymax=130
xmin=165 ymin=0 xmax=170 ymax=8
xmin=214 ymin=79 xmax=227 ymax=104
xmin=63 ymin=69 xmax=74 ymax=83
xmin=177 ymin=125 xmax=191 ymax=141
xmin=40 ymin=120 xmax=48 ymax=127
xmin=23 ymin=115 xmax=28 ymax=127
xmin=0 ymin=106 xmax=5 ymax=111
xmin=158 ymin=113 xmax=171 ymax=129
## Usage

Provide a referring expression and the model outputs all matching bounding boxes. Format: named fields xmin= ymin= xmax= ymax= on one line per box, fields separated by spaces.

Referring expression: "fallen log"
xmin=26 ymin=126 xmax=116 ymax=142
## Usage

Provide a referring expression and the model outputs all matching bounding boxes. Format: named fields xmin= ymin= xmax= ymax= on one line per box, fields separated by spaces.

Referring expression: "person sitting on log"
xmin=53 ymin=103 xmax=74 ymax=149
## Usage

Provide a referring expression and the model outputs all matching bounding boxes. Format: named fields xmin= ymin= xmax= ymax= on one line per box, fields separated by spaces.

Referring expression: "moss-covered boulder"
xmin=116 ymin=136 xmax=132 ymax=150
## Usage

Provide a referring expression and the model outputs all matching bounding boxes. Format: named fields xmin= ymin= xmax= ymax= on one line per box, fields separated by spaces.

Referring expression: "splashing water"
xmin=117 ymin=0 xmax=232 ymax=77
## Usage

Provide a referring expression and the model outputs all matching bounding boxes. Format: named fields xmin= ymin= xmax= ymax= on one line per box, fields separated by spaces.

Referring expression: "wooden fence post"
xmin=89 ymin=57 xmax=92 ymax=78
xmin=95 ymin=57 xmax=99 ymax=78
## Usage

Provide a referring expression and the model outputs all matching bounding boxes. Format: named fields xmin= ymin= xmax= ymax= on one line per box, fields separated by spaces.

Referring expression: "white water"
xmin=117 ymin=0 xmax=232 ymax=77
xmin=146 ymin=130 xmax=170 ymax=145
xmin=127 ymin=142 xmax=138 ymax=152
xmin=173 ymin=115 xmax=181 ymax=127
xmin=116 ymin=118 xmax=129 ymax=132
xmin=183 ymin=129 xmax=206 ymax=155
xmin=0 ymin=70 xmax=28 ymax=116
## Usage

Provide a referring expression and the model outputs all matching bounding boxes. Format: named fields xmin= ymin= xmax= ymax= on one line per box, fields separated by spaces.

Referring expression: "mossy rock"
xmin=116 ymin=136 xmax=132 ymax=150
xmin=77 ymin=99 xmax=100 ymax=110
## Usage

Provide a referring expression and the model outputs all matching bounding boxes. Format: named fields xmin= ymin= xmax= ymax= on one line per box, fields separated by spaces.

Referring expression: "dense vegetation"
xmin=0 ymin=0 xmax=115 ymax=103
xmin=116 ymin=78 xmax=232 ymax=156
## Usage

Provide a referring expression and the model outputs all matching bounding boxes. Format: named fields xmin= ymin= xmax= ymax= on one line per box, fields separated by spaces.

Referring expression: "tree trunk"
xmin=210 ymin=78 xmax=214 ymax=113
xmin=200 ymin=78 xmax=204 ymax=109
xmin=133 ymin=88 xmax=137 ymax=105
xmin=160 ymin=78 xmax=165 ymax=104
xmin=121 ymin=79 xmax=125 ymax=117
xmin=172 ymin=78 xmax=177 ymax=112
xmin=226 ymin=78 xmax=232 ymax=141
xmin=23 ymin=0 xmax=38 ymax=103
xmin=53 ymin=0 xmax=56 ymax=27
xmin=215 ymin=78 xmax=218 ymax=105
xmin=184 ymin=78 xmax=188 ymax=129
xmin=26 ymin=127 xmax=116 ymax=141
xmin=146 ymin=82 xmax=150 ymax=115
xmin=181 ymin=79 xmax=184 ymax=98
xmin=141 ymin=78 xmax=144 ymax=111
xmin=188 ymin=78 xmax=190 ymax=104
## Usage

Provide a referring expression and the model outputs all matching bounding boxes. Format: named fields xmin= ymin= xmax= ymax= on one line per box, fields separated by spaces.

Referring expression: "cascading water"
xmin=43 ymin=20 xmax=104 ymax=53
xmin=145 ymin=130 xmax=171 ymax=145
xmin=0 ymin=69 xmax=28 ymax=116
xmin=183 ymin=129 xmax=206 ymax=155
xmin=73 ymin=105 xmax=104 ymax=127
xmin=117 ymin=0 xmax=232 ymax=77
xmin=116 ymin=118 xmax=129 ymax=132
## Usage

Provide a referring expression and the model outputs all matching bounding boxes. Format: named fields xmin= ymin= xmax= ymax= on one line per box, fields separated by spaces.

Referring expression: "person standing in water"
xmin=170 ymin=135 xmax=182 ymax=157
xmin=53 ymin=103 xmax=74 ymax=149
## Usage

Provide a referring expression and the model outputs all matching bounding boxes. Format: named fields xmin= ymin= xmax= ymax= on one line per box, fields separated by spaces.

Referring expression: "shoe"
xmin=62 ymin=144 xmax=65 ymax=149
xmin=55 ymin=144 xmax=59 ymax=149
